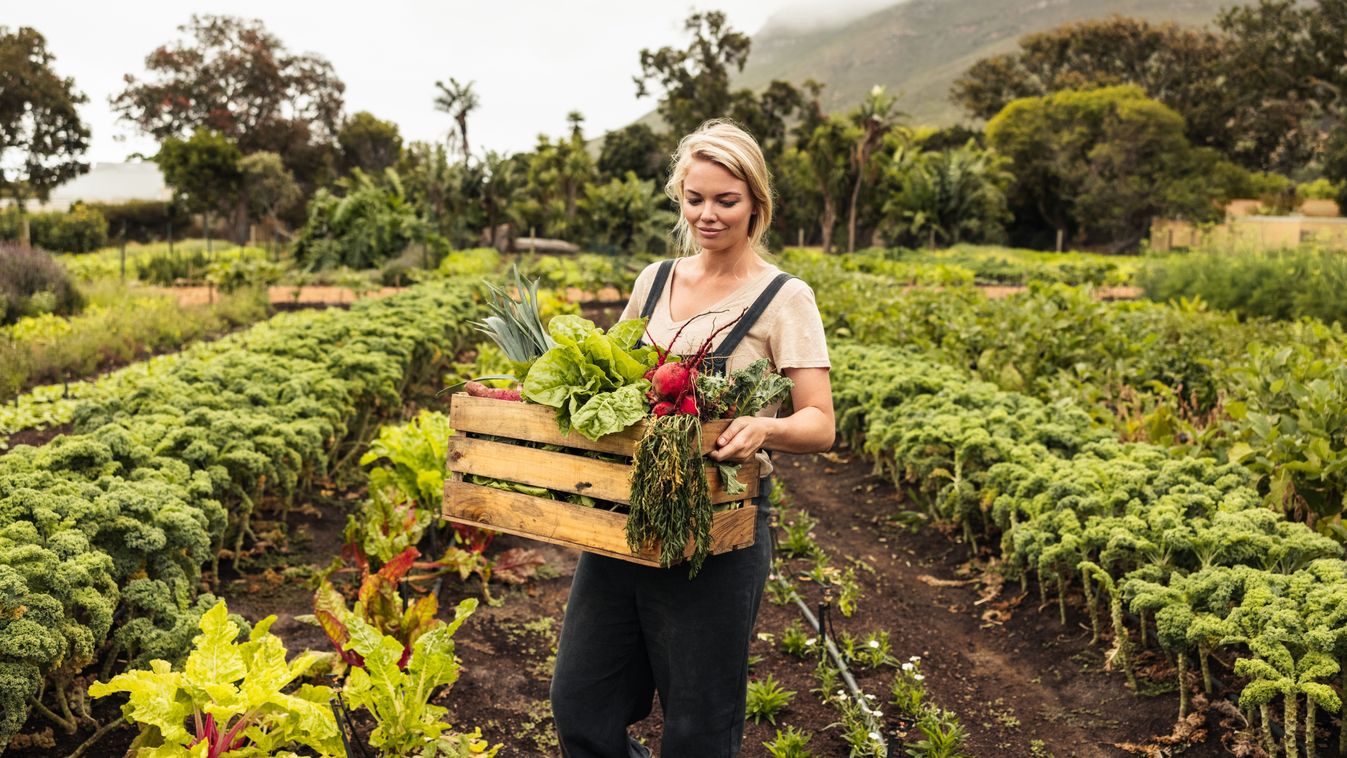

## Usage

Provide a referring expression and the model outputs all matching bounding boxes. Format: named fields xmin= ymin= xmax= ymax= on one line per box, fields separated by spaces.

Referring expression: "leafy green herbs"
xmin=522 ymin=315 xmax=657 ymax=440
xmin=627 ymin=412 xmax=715 ymax=575
xmin=696 ymin=358 xmax=795 ymax=420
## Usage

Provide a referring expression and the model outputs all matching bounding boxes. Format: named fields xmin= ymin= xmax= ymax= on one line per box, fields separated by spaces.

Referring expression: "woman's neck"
xmin=693 ymin=242 xmax=764 ymax=280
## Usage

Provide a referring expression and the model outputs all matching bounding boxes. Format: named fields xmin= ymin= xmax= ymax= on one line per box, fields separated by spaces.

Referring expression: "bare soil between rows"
xmin=13 ymin=447 xmax=1222 ymax=758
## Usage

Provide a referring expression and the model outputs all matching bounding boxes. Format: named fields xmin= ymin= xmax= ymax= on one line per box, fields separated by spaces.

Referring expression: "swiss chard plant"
xmin=89 ymin=600 xmax=341 ymax=758
xmin=340 ymin=597 xmax=499 ymax=757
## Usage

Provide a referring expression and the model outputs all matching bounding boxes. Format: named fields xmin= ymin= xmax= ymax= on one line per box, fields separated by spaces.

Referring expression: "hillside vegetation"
xmin=737 ymin=0 xmax=1230 ymax=125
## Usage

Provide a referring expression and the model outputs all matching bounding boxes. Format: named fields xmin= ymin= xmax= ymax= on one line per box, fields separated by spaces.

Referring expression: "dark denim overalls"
xmin=550 ymin=261 xmax=793 ymax=757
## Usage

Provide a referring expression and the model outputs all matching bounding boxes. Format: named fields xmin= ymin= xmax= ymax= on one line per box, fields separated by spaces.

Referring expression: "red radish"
xmin=652 ymin=401 xmax=676 ymax=417
xmin=465 ymin=381 xmax=522 ymax=401
xmin=677 ymin=394 xmax=698 ymax=416
xmin=651 ymin=362 xmax=692 ymax=399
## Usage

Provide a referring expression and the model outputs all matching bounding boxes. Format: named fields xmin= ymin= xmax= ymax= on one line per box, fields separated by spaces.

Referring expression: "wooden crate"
xmin=443 ymin=393 xmax=759 ymax=566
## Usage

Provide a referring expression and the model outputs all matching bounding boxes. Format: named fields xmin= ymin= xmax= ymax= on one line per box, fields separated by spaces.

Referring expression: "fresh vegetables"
xmin=89 ymin=601 xmax=343 ymax=758
xmin=627 ymin=412 xmax=715 ymax=574
xmin=521 ymin=315 xmax=657 ymax=440
xmin=473 ymin=266 xmax=554 ymax=363
xmin=464 ymin=381 xmax=522 ymax=401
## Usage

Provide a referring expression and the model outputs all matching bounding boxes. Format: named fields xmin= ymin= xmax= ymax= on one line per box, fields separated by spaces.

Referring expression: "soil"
xmin=9 ymin=421 xmax=1233 ymax=758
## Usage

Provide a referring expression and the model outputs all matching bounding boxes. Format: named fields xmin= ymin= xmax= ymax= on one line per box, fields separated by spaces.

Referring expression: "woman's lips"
xmin=697 ymin=227 xmax=721 ymax=237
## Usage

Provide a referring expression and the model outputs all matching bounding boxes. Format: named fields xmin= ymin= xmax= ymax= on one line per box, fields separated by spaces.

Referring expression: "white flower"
xmin=873 ymin=710 xmax=884 ymax=718
xmin=901 ymin=662 xmax=914 ymax=672
xmin=909 ymin=655 xmax=921 ymax=662
xmin=868 ymin=731 xmax=883 ymax=743
xmin=805 ymin=638 xmax=817 ymax=646
xmin=864 ymin=693 xmax=876 ymax=700
xmin=868 ymin=639 xmax=881 ymax=649
xmin=836 ymin=689 xmax=846 ymax=695
xmin=913 ymin=674 xmax=925 ymax=682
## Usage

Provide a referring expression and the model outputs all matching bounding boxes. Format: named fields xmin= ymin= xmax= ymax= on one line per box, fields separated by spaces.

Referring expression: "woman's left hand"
xmin=709 ymin=416 xmax=775 ymax=463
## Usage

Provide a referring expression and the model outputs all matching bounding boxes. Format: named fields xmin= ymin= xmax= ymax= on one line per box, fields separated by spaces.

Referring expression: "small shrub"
xmin=0 ymin=243 xmax=84 ymax=325
xmin=746 ymin=674 xmax=796 ymax=725
xmin=764 ymin=725 xmax=816 ymax=758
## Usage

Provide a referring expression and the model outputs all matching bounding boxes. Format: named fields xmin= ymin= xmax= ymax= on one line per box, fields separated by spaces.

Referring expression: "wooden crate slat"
xmin=443 ymin=480 xmax=758 ymax=565
xmin=447 ymin=436 xmax=634 ymax=503
xmin=448 ymin=435 xmax=758 ymax=505
xmin=450 ymin=393 xmax=735 ymax=455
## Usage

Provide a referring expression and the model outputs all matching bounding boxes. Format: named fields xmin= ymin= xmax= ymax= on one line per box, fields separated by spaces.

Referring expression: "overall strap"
xmin=639 ymin=259 xmax=676 ymax=320
xmin=704 ymin=272 xmax=795 ymax=375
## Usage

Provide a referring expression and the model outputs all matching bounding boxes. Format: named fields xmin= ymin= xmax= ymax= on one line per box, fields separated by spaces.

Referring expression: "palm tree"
xmin=846 ymin=86 xmax=902 ymax=252
xmin=433 ymin=78 xmax=480 ymax=163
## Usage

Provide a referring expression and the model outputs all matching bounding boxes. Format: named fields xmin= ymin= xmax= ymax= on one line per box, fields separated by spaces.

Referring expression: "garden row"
xmin=0 ymin=280 xmax=484 ymax=753
xmin=784 ymin=248 xmax=1347 ymax=534
xmin=830 ymin=341 xmax=1347 ymax=755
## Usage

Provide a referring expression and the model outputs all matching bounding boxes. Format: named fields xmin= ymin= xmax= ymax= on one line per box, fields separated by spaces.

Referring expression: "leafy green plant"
xmin=779 ymin=510 xmax=822 ymax=559
xmin=314 ymin=547 xmax=439 ymax=671
xmin=892 ymin=657 xmax=927 ymax=717
xmin=521 ymin=315 xmax=655 ymax=440
xmin=340 ymin=597 xmax=499 ymax=757
xmin=89 ymin=601 xmax=342 ymax=757
xmin=763 ymin=725 xmax=817 ymax=758
xmin=746 ymin=674 xmax=796 ymax=725
xmin=780 ymin=620 xmax=812 ymax=659
xmin=904 ymin=707 xmax=971 ymax=758
xmin=842 ymin=630 xmax=896 ymax=670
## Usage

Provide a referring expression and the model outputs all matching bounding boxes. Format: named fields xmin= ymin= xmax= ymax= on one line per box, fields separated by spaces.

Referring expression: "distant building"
xmin=1151 ymin=199 xmax=1347 ymax=252
xmin=0 ymin=161 xmax=172 ymax=210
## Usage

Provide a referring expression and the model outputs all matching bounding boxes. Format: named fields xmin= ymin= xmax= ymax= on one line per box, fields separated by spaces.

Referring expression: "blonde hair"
xmin=665 ymin=119 xmax=774 ymax=256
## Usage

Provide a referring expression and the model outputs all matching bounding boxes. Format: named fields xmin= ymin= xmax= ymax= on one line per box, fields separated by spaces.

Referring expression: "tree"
xmin=0 ymin=27 xmax=90 ymax=245
xmin=478 ymin=150 xmax=521 ymax=249
xmin=598 ymin=123 xmax=665 ymax=185
xmin=1216 ymin=0 xmax=1338 ymax=174
xmin=581 ymin=172 xmax=675 ymax=253
xmin=729 ymin=79 xmax=805 ymax=163
xmin=433 ymin=78 xmax=479 ymax=163
xmin=339 ymin=112 xmax=403 ymax=176
xmin=239 ymin=152 xmax=300 ymax=245
xmin=987 ymin=85 xmax=1224 ymax=250
xmin=882 ymin=142 xmax=1012 ymax=247
xmin=112 ymin=15 xmax=344 ymax=190
xmin=517 ymin=126 xmax=596 ymax=241
xmin=155 ymin=129 xmax=242 ymax=252
xmin=846 ymin=86 xmax=903 ymax=252
xmin=799 ymin=118 xmax=855 ymax=253
xmin=292 ymin=169 xmax=427 ymax=270
xmin=952 ymin=18 xmax=1234 ymax=158
xmin=634 ymin=10 xmax=752 ymax=138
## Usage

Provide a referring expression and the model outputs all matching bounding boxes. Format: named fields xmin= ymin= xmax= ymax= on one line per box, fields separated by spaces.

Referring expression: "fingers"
xmin=710 ymin=417 xmax=761 ymax=462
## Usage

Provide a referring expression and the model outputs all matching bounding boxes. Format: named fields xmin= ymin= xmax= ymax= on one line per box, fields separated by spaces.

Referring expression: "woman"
xmin=550 ymin=119 xmax=835 ymax=758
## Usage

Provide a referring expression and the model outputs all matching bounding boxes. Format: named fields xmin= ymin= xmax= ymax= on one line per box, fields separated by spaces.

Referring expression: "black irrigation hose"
xmin=769 ymin=512 xmax=887 ymax=752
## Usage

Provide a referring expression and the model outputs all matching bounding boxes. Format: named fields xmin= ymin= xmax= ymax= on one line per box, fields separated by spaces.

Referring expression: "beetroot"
xmin=677 ymin=394 xmax=698 ymax=416
xmin=652 ymin=400 xmax=676 ymax=417
xmin=651 ymin=362 xmax=692 ymax=399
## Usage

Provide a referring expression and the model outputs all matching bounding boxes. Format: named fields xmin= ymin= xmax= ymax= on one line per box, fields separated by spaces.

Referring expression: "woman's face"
xmin=681 ymin=157 xmax=755 ymax=254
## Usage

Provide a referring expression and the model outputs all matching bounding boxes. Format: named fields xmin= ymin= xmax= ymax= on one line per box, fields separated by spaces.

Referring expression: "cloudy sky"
xmin=10 ymin=1 xmax=895 ymax=164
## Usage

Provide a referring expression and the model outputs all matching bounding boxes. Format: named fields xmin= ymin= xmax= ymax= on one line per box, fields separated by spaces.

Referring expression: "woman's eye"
xmin=687 ymin=198 xmax=702 ymax=206
xmin=720 ymin=201 xmax=738 ymax=208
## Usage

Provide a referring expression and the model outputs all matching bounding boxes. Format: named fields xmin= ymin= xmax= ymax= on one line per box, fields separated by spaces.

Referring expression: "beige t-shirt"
xmin=620 ymin=258 xmax=831 ymax=476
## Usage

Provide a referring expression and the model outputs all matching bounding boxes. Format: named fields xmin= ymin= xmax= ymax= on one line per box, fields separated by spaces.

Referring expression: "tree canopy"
xmin=113 ymin=15 xmax=345 ymax=187
xmin=0 ymin=27 xmax=90 ymax=209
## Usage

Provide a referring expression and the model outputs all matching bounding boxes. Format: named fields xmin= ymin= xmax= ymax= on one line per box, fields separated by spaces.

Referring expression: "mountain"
xmin=735 ymin=0 xmax=1235 ymax=126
